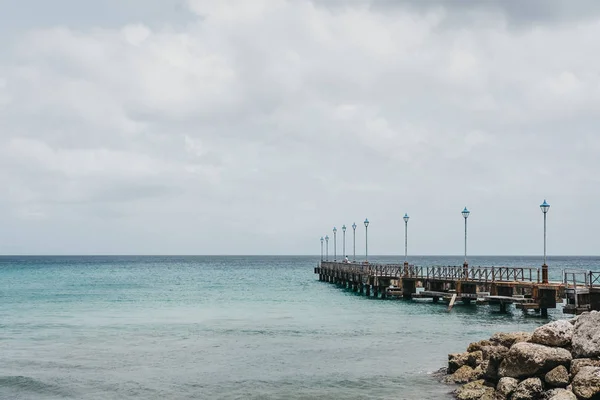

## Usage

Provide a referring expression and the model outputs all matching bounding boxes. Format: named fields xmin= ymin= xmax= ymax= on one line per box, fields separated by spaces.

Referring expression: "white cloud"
xmin=1 ymin=1 xmax=600 ymax=255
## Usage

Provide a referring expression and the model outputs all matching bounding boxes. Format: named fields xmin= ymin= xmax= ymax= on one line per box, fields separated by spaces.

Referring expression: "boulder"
xmin=571 ymin=359 xmax=600 ymax=378
xmin=444 ymin=365 xmax=476 ymax=384
xmin=449 ymin=352 xmax=469 ymax=373
xmin=481 ymin=345 xmax=509 ymax=362
xmin=571 ymin=366 xmax=600 ymax=399
xmin=496 ymin=377 xmax=518 ymax=399
xmin=479 ymin=345 xmax=509 ymax=381
xmin=467 ymin=339 xmax=492 ymax=353
xmin=511 ymin=377 xmax=544 ymax=400
xmin=531 ymin=320 xmax=574 ymax=347
xmin=498 ymin=342 xmax=572 ymax=379
xmin=544 ymin=388 xmax=577 ymax=400
xmin=572 ymin=311 xmax=600 ymax=358
xmin=545 ymin=365 xmax=570 ymax=388
xmin=490 ymin=331 xmax=532 ymax=348
xmin=448 ymin=351 xmax=483 ymax=373
xmin=454 ymin=379 xmax=495 ymax=400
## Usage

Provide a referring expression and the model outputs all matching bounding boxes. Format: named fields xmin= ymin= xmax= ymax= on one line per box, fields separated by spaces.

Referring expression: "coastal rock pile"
xmin=442 ymin=311 xmax=600 ymax=400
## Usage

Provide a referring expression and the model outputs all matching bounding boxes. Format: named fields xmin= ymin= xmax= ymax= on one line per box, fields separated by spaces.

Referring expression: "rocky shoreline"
xmin=441 ymin=311 xmax=600 ymax=399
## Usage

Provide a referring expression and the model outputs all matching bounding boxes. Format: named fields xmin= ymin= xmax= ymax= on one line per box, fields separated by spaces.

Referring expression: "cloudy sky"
xmin=1 ymin=0 xmax=599 ymax=256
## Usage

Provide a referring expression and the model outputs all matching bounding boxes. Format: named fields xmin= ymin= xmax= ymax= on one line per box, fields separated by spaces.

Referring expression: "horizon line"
xmin=0 ymin=254 xmax=599 ymax=257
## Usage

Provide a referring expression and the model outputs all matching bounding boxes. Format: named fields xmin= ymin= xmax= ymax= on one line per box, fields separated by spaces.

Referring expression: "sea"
xmin=1 ymin=255 xmax=598 ymax=400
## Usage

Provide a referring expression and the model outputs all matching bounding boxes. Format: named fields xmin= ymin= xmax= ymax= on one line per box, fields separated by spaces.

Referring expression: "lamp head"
xmin=462 ymin=207 xmax=470 ymax=219
xmin=364 ymin=218 xmax=369 ymax=228
xmin=540 ymin=199 xmax=550 ymax=214
xmin=403 ymin=213 xmax=409 ymax=223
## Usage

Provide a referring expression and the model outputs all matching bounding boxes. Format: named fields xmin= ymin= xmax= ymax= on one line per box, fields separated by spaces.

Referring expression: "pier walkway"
xmin=314 ymin=261 xmax=600 ymax=315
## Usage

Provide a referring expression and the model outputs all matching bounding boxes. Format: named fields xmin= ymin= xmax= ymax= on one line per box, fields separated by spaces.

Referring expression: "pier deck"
xmin=315 ymin=261 xmax=600 ymax=315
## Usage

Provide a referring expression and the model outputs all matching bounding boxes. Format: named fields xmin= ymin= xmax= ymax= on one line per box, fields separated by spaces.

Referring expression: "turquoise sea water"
xmin=1 ymin=255 xmax=598 ymax=400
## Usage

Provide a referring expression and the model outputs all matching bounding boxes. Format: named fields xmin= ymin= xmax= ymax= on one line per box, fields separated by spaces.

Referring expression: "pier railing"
xmin=320 ymin=262 xmax=541 ymax=283
xmin=564 ymin=269 xmax=600 ymax=289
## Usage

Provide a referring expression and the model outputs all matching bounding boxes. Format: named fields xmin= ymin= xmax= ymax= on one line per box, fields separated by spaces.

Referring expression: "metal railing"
xmin=320 ymin=262 xmax=542 ymax=283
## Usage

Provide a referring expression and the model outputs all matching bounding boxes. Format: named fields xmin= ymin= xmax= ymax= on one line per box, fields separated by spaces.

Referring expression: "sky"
xmin=1 ymin=0 xmax=600 ymax=256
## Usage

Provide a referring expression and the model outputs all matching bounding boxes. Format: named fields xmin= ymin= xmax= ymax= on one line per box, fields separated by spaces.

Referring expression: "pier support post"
xmin=402 ymin=280 xmax=416 ymax=299
xmin=359 ymin=283 xmax=364 ymax=294
xmin=366 ymin=285 xmax=371 ymax=297
xmin=542 ymin=264 xmax=548 ymax=284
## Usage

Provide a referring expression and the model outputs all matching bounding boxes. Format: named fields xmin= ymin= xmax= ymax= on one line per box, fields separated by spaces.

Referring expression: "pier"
xmin=314 ymin=261 xmax=600 ymax=316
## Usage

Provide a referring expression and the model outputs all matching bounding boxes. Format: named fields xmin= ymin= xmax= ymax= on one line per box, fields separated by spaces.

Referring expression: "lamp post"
xmin=325 ymin=235 xmax=329 ymax=261
xmin=540 ymin=199 xmax=550 ymax=284
xmin=320 ymin=237 xmax=324 ymax=262
xmin=333 ymin=227 xmax=337 ymax=262
xmin=462 ymin=207 xmax=470 ymax=271
xmin=342 ymin=225 xmax=347 ymax=260
xmin=364 ymin=218 xmax=369 ymax=263
xmin=403 ymin=212 xmax=409 ymax=262
xmin=352 ymin=222 xmax=357 ymax=262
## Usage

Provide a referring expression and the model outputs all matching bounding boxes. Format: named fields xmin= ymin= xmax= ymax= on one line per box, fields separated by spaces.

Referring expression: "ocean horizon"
xmin=1 ymin=255 xmax=597 ymax=399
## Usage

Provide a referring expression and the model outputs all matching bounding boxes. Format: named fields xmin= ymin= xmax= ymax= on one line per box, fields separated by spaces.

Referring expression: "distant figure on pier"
xmin=344 ymin=256 xmax=349 ymax=263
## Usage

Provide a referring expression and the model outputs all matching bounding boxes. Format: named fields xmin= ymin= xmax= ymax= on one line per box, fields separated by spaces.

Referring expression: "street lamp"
xmin=364 ymin=218 xmax=370 ymax=263
xmin=352 ymin=222 xmax=357 ymax=262
xmin=333 ymin=227 xmax=337 ymax=262
xmin=325 ymin=235 xmax=329 ymax=261
xmin=403 ymin=213 xmax=409 ymax=265
xmin=540 ymin=199 xmax=550 ymax=284
xmin=342 ymin=225 xmax=347 ymax=260
xmin=462 ymin=207 xmax=470 ymax=268
xmin=320 ymin=237 xmax=324 ymax=262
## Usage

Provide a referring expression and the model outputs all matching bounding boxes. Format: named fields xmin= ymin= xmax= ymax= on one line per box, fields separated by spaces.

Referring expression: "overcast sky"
xmin=1 ymin=0 xmax=600 ymax=256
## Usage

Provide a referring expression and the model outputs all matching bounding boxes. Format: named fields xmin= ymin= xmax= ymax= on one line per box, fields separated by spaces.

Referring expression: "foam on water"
xmin=1 ymin=255 xmax=598 ymax=399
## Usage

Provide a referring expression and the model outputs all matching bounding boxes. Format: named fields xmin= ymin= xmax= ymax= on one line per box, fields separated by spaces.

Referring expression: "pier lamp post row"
xmin=540 ymin=200 xmax=550 ymax=284
xmin=319 ymin=201 xmax=552 ymax=283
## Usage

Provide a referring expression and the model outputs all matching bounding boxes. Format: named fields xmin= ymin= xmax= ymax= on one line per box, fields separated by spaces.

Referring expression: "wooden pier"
xmin=314 ymin=261 xmax=600 ymax=315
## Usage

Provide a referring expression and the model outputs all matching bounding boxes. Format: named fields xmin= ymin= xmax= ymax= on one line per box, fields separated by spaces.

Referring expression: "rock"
xmin=545 ymin=365 xmax=570 ymax=388
xmin=531 ymin=320 xmax=574 ymax=347
xmin=571 ymin=359 xmax=600 ymax=378
xmin=479 ymin=345 xmax=509 ymax=381
xmin=498 ymin=342 xmax=572 ymax=379
xmin=571 ymin=366 xmax=600 ymax=399
xmin=467 ymin=339 xmax=492 ymax=353
xmin=454 ymin=379 xmax=495 ymax=400
xmin=544 ymin=388 xmax=577 ymax=400
xmin=496 ymin=377 xmax=519 ymax=399
xmin=490 ymin=332 xmax=532 ymax=348
xmin=572 ymin=312 xmax=600 ymax=358
xmin=511 ymin=377 xmax=544 ymax=400
xmin=471 ymin=365 xmax=483 ymax=380
xmin=448 ymin=351 xmax=483 ymax=373
xmin=467 ymin=350 xmax=483 ymax=368
xmin=449 ymin=352 xmax=469 ymax=373
xmin=445 ymin=365 xmax=476 ymax=384
xmin=481 ymin=345 xmax=509 ymax=362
